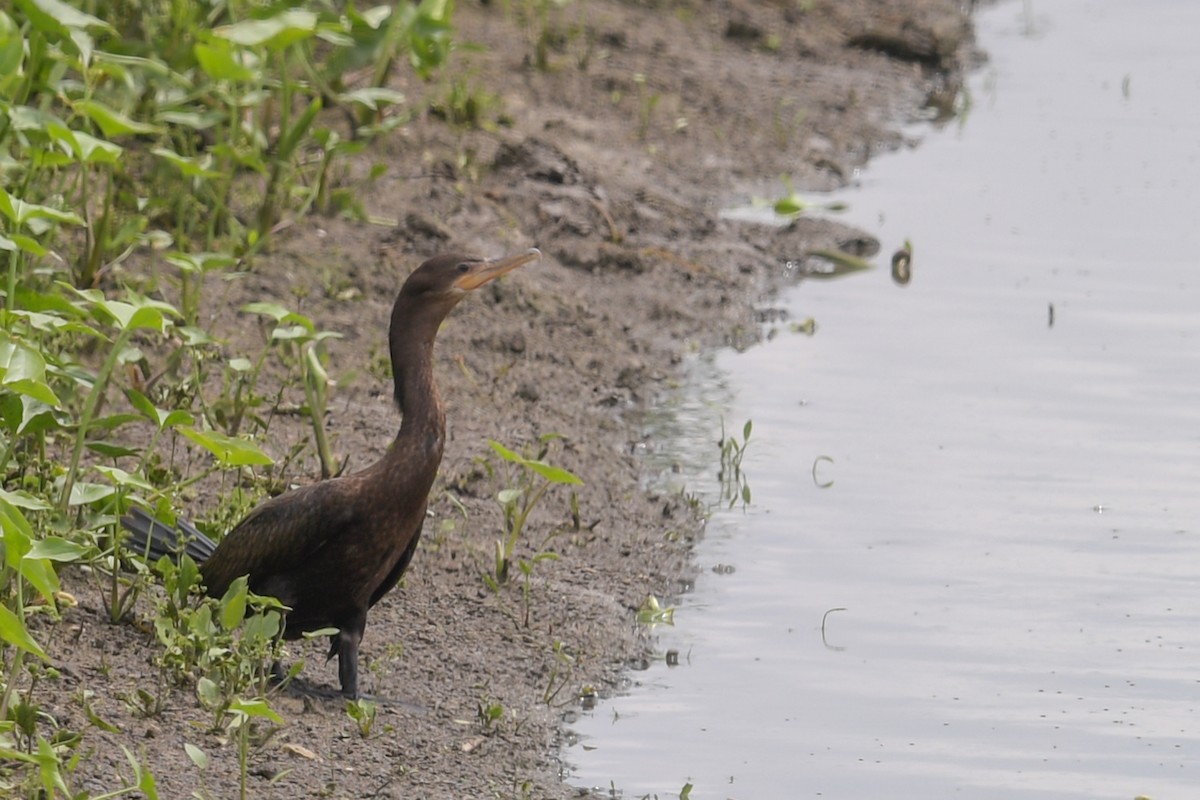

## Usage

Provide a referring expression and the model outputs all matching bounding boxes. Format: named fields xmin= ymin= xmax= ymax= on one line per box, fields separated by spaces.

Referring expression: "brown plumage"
xmin=122 ymin=248 xmax=540 ymax=698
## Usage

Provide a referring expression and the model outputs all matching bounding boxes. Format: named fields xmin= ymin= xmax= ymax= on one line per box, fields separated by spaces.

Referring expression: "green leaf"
xmin=242 ymin=301 xmax=314 ymax=330
xmin=0 ymin=232 xmax=47 ymax=256
xmin=93 ymin=465 xmax=156 ymax=492
xmin=16 ymin=0 xmax=111 ymax=35
xmin=301 ymin=626 xmax=339 ymax=639
xmin=196 ymin=677 xmax=220 ymax=708
xmin=215 ymin=9 xmax=318 ymax=50
xmin=86 ymin=441 xmax=140 ymax=458
xmin=242 ymin=609 xmax=281 ymax=643
xmin=271 ymin=324 xmax=314 ymax=342
xmin=229 ymin=698 xmax=283 ymax=723
xmin=0 ymin=334 xmax=62 ymax=406
xmin=180 ymin=427 xmax=274 ymax=467
xmin=73 ymin=130 xmax=122 ymax=163
xmin=0 ymin=497 xmax=35 ymax=567
xmin=184 ymin=743 xmax=208 ymax=770
xmin=276 ymin=98 xmax=321 ymax=160
xmin=488 ymin=439 xmax=524 ymax=465
xmin=83 ymin=698 xmax=122 ymax=733
xmin=0 ymin=488 xmax=51 ymax=510
xmin=524 ymin=460 xmax=583 ymax=485
xmin=64 ymin=288 xmax=179 ymax=332
xmin=339 ymin=87 xmax=406 ymax=111
xmin=74 ymin=99 xmax=161 ymax=138
xmin=0 ymin=12 xmax=23 ymax=79
xmin=18 ymin=556 xmax=60 ymax=609
xmin=156 ymin=108 xmax=225 ymax=131
xmin=126 ymin=746 xmax=160 ymax=800
xmin=165 ymin=251 xmax=237 ymax=273
xmin=218 ymin=575 xmax=249 ymax=630
xmin=194 ymin=39 xmax=257 ymax=82
xmin=152 ymin=148 xmax=219 ymax=179
xmin=0 ymin=604 xmax=48 ymax=660
xmin=68 ymin=481 xmax=114 ymax=506
xmin=804 ymin=248 xmax=874 ymax=279
xmin=773 ymin=194 xmax=808 ymax=216
xmin=0 ymin=186 xmax=85 ymax=228
xmin=25 ymin=536 xmax=89 ymax=562
xmin=128 ymin=389 xmax=195 ymax=431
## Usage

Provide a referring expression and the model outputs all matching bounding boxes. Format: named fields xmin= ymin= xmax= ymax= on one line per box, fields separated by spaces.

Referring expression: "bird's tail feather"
xmin=120 ymin=505 xmax=218 ymax=564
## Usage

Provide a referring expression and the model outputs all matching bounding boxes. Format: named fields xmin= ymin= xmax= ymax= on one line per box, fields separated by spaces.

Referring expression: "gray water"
xmin=569 ymin=2 xmax=1200 ymax=798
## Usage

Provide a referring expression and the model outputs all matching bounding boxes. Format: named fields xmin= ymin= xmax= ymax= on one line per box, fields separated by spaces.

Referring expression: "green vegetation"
xmin=0 ymin=0 xmax=461 ymax=793
xmin=480 ymin=436 xmax=582 ymax=627
xmin=717 ymin=417 xmax=752 ymax=510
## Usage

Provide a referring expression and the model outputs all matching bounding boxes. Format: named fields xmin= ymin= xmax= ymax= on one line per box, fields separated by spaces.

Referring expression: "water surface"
xmin=570 ymin=2 xmax=1200 ymax=798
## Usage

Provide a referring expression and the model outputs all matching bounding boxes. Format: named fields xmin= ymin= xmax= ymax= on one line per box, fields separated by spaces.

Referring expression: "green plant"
xmin=224 ymin=698 xmax=284 ymax=800
xmin=346 ymin=698 xmax=378 ymax=738
xmin=717 ymin=417 xmax=752 ymax=509
xmin=151 ymin=558 xmax=289 ymax=726
xmin=636 ymin=594 xmax=675 ymax=626
xmin=771 ymin=175 xmax=848 ymax=217
xmin=0 ymin=0 xmax=471 ymax=793
xmin=242 ymin=301 xmax=344 ymax=478
xmin=632 ymin=72 xmax=660 ymax=140
xmin=477 ymin=695 xmax=504 ymax=732
xmin=481 ymin=437 xmax=581 ymax=625
xmin=507 ymin=0 xmax=571 ymax=71
xmin=542 ymin=640 xmax=574 ymax=705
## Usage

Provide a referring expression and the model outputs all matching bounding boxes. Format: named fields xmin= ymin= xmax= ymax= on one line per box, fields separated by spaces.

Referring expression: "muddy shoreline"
xmin=50 ymin=2 xmax=979 ymax=797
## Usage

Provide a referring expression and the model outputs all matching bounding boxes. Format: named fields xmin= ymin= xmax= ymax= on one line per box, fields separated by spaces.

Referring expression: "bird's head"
xmin=400 ymin=248 xmax=542 ymax=305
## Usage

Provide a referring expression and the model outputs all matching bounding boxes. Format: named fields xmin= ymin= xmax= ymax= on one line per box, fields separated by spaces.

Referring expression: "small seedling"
xmin=478 ymin=697 xmax=505 ymax=732
xmin=636 ymin=595 xmax=675 ymax=626
xmin=481 ymin=437 xmax=582 ymax=624
xmin=717 ymin=418 xmax=753 ymax=509
xmin=346 ymin=698 xmax=378 ymax=738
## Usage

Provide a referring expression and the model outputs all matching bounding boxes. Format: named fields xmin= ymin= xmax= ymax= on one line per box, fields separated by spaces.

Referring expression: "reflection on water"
xmin=569 ymin=1 xmax=1200 ymax=798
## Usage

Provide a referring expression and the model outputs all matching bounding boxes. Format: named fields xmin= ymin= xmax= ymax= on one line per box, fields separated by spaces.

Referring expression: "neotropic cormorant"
xmin=122 ymin=248 xmax=541 ymax=698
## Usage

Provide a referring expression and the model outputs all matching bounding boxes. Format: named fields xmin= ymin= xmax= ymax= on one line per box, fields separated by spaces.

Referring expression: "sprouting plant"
xmin=481 ymin=437 xmax=582 ymax=625
xmin=224 ymin=698 xmax=284 ymax=800
xmin=771 ymin=175 xmax=848 ymax=217
xmin=717 ymin=417 xmax=753 ymax=509
xmin=477 ymin=696 xmax=505 ymax=732
xmin=346 ymin=698 xmax=378 ymax=738
xmin=632 ymin=73 xmax=661 ymax=140
xmin=505 ymin=0 xmax=572 ymax=71
xmin=542 ymin=640 xmax=575 ymax=705
xmin=636 ymin=594 xmax=675 ymax=626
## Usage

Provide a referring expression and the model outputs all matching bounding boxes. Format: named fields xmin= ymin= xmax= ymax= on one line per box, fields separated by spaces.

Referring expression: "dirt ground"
xmin=39 ymin=1 xmax=978 ymax=797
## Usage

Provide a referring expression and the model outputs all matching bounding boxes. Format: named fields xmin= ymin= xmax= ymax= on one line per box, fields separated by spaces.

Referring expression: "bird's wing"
xmin=368 ymin=512 xmax=425 ymax=608
xmin=200 ymin=479 xmax=358 ymax=598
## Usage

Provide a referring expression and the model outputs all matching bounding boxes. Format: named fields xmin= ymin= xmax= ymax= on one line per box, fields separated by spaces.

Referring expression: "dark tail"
xmin=120 ymin=505 xmax=218 ymax=564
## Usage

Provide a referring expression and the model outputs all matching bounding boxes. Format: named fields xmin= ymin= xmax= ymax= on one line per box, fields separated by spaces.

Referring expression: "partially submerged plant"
xmin=636 ymin=594 xmax=676 ymax=626
xmin=771 ymin=175 xmax=848 ymax=218
xmin=717 ymin=417 xmax=752 ymax=510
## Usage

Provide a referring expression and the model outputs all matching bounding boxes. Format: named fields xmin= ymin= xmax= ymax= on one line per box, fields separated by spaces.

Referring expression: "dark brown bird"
xmin=122 ymin=248 xmax=541 ymax=698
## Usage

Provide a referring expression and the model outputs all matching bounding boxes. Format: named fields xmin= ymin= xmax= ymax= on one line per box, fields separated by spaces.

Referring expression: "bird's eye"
xmin=456 ymin=262 xmax=471 ymax=273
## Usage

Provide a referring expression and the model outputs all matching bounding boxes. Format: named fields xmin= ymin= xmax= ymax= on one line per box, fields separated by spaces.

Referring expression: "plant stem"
xmin=59 ymin=325 xmax=134 ymax=512
xmin=0 ymin=577 xmax=27 ymax=720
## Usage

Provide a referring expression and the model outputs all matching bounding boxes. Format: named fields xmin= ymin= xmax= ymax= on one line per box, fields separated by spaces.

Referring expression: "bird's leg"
xmin=334 ymin=624 xmax=364 ymax=699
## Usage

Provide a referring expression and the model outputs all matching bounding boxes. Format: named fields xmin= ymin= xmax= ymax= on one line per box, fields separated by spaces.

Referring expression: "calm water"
xmin=569 ymin=2 xmax=1200 ymax=798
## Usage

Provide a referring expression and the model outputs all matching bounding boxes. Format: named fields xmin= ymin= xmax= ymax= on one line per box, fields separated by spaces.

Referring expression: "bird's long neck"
xmin=391 ymin=338 xmax=446 ymax=441
xmin=388 ymin=300 xmax=449 ymax=460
